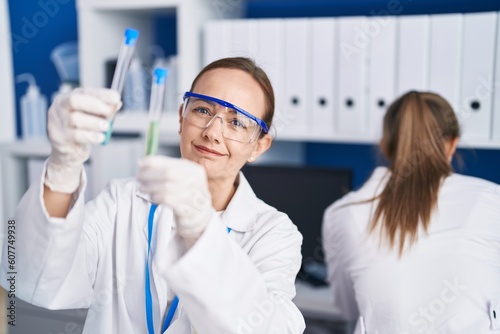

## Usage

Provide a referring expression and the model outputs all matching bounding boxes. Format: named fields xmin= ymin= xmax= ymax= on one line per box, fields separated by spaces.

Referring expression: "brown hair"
xmin=372 ymin=91 xmax=461 ymax=255
xmin=189 ymin=57 xmax=275 ymax=133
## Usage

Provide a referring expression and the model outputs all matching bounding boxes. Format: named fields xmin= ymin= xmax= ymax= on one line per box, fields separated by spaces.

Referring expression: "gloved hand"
xmin=45 ymin=87 xmax=122 ymax=193
xmin=136 ymin=156 xmax=215 ymax=247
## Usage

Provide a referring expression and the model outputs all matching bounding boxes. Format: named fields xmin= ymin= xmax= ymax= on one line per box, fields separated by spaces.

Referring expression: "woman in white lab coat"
xmin=322 ymin=91 xmax=500 ymax=333
xmin=4 ymin=57 xmax=306 ymax=333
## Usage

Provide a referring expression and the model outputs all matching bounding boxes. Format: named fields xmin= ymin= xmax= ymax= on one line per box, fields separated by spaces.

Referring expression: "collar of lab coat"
xmin=134 ymin=171 xmax=259 ymax=233
xmin=220 ymin=172 xmax=259 ymax=232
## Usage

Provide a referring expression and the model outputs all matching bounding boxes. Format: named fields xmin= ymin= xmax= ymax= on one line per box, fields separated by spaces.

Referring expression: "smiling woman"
xmin=6 ymin=57 xmax=306 ymax=334
xmin=177 ymin=65 xmax=273 ymax=205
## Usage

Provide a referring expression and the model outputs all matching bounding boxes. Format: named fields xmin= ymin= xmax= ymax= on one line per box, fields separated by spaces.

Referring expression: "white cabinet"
xmin=77 ymin=0 xmax=243 ymax=92
xmin=0 ymin=139 xmax=145 ymax=220
xmin=76 ymin=0 xmax=243 ymax=137
xmin=0 ymin=0 xmax=245 ymax=220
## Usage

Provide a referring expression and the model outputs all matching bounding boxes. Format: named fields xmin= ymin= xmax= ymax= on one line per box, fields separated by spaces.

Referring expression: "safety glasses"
xmin=182 ymin=92 xmax=269 ymax=143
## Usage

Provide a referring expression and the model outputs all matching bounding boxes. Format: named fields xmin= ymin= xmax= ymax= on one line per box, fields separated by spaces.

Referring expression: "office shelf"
xmin=110 ymin=112 xmax=500 ymax=149
xmin=77 ymin=0 xmax=243 ymax=96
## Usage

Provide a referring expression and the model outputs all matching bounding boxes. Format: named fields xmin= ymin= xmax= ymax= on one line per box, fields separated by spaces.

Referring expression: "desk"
xmin=294 ymin=280 xmax=356 ymax=334
xmin=294 ymin=280 xmax=343 ymax=320
xmin=7 ymin=298 xmax=86 ymax=334
xmin=7 ymin=282 xmax=348 ymax=334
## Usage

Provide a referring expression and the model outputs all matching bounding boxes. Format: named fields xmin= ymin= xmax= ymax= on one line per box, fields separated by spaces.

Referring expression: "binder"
xmin=459 ymin=12 xmax=497 ymax=142
xmin=396 ymin=15 xmax=430 ymax=95
xmin=282 ymin=18 xmax=310 ymax=136
xmin=227 ymin=19 xmax=257 ymax=59
xmin=336 ymin=16 xmax=368 ymax=135
xmin=429 ymin=14 xmax=463 ymax=116
xmin=311 ymin=18 xmax=336 ymax=136
xmin=255 ymin=19 xmax=286 ymax=137
xmin=203 ymin=20 xmax=231 ymax=66
xmin=493 ymin=13 xmax=500 ymax=143
xmin=368 ymin=16 xmax=397 ymax=139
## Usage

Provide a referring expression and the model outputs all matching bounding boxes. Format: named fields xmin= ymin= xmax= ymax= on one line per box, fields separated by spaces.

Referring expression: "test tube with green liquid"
xmin=146 ymin=68 xmax=168 ymax=155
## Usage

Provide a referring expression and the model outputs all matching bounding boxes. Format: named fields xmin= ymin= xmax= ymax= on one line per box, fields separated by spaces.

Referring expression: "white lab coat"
xmin=1 ymin=163 xmax=306 ymax=334
xmin=323 ymin=167 xmax=500 ymax=334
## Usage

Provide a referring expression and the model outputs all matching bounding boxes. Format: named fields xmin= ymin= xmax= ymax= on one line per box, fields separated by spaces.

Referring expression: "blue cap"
xmin=154 ymin=68 xmax=168 ymax=84
xmin=124 ymin=28 xmax=139 ymax=46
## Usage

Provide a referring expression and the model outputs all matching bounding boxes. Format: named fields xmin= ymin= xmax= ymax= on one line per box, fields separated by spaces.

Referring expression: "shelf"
xmin=111 ymin=112 xmax=500 ymax=149
xmin=79 ymin=0 xmax=181 ymax=10
xmin=275 ymin=132 xmax=377 ymax=145
xmin=456 ymin=140 xmax=500 ymax=150
xmin=77 ymin=0 xmax=243 ymax=104
xmin=0 ymin=140 xmax=51 ymax=158
xmin=278 ymin=134 xmax=500 ymax=149
xmin=111 ymin=111 xmax=180 ymax=145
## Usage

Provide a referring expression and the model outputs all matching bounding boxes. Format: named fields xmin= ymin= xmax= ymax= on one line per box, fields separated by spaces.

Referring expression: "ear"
xmin=178 ymin=103 xmax=184 ymax=132
xmin=248 ymin=134 xmax=272 ymax=162
xmin=446 ymin=137 xmax=460 ymax=161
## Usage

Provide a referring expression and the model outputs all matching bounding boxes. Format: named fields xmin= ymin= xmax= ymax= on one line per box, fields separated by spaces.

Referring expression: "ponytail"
xmin=371 ymin=91 xmax=460 ymax=255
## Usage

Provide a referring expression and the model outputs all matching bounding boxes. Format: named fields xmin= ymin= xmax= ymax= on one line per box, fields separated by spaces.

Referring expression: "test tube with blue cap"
xmin=102 ymin=28 xmax=140 ymax=145
xmin=146 ymin=68 xmax=168 ymax=155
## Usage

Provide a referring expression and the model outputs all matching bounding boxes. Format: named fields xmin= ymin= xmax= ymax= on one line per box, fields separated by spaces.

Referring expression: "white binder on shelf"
xmin=396 ymin=15 xmax=430 ymax=95
xmin=336 ymin=16 xmax=368 ymax=136
xmin=311 ymin=18 xmax=336 ymax=137
xmin=255 ymin=19 xmax=286 ymax=137
xmin=493 ymin=13 xmax=500 ymax=143
xmin=458 ymin=12 xmax=497 ymax=143
xmin=227 ymin=19 xmax=257 ymax=59
xmin=429 ymin=14 xmax=463 ymax=115
xmin=368 ymin=16 xmax=397 ymax=139
xmin=203 ymin=20 xmax=232 ymax=66
xmin=282 ymin=18 xmax=310 ymax=137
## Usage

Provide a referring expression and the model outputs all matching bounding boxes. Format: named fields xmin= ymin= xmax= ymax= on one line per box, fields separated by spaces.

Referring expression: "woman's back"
xmin=323 ymin=167 xmax=500 ymax=333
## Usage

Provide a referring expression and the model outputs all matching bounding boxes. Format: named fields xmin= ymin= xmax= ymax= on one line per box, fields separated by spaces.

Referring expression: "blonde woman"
xmin=323 ymin=91 xmax=500 ymax=333
xmin=3 ymin=58 xmax=305 ymax=333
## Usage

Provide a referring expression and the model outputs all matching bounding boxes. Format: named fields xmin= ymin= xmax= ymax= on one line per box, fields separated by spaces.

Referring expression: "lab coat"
xmin=323 ymin=167 xmax=500 ymax=334
xmin=2 ymin=163 xmax=306 ymax=334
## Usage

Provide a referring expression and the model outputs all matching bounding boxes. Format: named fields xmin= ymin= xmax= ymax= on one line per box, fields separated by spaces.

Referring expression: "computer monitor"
xmin=241 ymin=165 xmax=352 ymax=285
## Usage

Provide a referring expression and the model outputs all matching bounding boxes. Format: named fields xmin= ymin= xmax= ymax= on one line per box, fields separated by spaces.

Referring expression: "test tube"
xmin=102 ymin=28 xmax=140 ymax=145
xmin=146 ymin=68 xmax=168 ymax=155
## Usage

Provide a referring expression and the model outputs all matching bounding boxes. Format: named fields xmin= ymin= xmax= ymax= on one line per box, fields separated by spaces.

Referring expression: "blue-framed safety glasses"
xmin=182 ymin=92 xmax=269 ymax=143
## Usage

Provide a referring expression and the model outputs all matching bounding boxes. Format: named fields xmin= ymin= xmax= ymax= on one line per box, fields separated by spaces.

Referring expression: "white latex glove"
xmin=45 ymin=87 xmax=122 ymax=193
xmin=136 ymin=156 xmax=215 ymax=246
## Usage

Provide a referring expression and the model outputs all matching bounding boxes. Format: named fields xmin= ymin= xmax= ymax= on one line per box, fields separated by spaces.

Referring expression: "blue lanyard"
xmin=145 ymin=204 xmax=158 ymax=334
xmin=145 ymin=204 xmax=231 ymax=333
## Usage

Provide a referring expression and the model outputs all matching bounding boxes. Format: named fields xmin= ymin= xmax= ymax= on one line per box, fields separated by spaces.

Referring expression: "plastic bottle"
xmin=16 ymin=73 xmax=48 ymax=140
xmin=123 ymin=57 xmax=148 ymax=111
xmin=164 ymin=55 xmax=178 ymax=113
xmin=51 ymin=82 xmax=75 ymax=103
